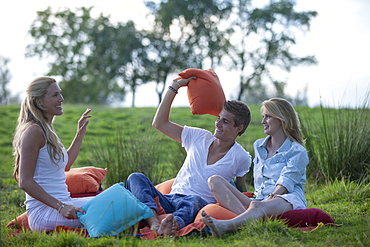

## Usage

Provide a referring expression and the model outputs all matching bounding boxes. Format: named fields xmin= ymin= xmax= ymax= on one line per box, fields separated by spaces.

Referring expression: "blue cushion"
xmin=77 ymin=182 xmax=154 ymax=237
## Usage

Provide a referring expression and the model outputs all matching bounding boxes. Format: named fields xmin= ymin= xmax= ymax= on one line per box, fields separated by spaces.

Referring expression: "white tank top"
xmin=25 ymin=143 xmax=70 ymax=210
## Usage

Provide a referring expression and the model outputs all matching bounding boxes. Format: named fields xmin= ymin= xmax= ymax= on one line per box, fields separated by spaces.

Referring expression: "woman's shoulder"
xmin=253 ymin=136 xmax=268 ymax=147
xmin=24 ymin=123 xmax=43 ymax=134
xmin=290 ymin=140 xmax=307 ymax=152
xmin=21 ymin=124 xmax=45 ymax=146
xmin=285 ymin=140 xmax=309 ymax=162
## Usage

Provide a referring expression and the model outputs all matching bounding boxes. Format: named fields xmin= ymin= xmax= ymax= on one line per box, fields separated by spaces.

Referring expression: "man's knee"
xmin=127 ymin=172 xmax=146 ymax=182
xmin=126 ymin=173 xmax=147 ymax=189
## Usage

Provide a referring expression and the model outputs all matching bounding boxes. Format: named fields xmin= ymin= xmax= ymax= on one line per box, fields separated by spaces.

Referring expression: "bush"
xmin=301 ymin=98 xmax=370 ymax=183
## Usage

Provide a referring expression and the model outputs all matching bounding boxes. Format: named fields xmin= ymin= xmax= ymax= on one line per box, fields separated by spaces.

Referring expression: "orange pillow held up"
xmin=179 ymin=68 xmax=226 ymax=117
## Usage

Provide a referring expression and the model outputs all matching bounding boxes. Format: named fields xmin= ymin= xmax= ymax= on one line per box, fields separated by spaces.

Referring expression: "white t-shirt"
xmin=170 ymin=126 xmax=252 ymax=203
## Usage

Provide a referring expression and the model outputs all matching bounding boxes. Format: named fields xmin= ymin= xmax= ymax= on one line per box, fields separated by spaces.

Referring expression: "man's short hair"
xmin=223 ymin=100 xmax=251 ymax=136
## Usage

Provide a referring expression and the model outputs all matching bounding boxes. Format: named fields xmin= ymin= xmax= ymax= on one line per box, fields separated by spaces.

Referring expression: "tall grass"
xmin=86 ymin=123 xmax=186 ymax=187
xmin=301 ymin=96 xmax=370 ymax=183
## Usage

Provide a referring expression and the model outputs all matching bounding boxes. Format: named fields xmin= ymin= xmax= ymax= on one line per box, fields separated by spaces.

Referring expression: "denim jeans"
xmin=126 ymin=173 xmax=209 ymax=229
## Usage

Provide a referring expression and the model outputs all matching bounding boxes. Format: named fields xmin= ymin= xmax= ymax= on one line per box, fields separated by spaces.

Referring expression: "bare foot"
xmin=201 ymin=210 xmax=225 ymax=238
xmin=157 ymin=214 xmax=180 ymax=236
xmin=145 ymin=212 xmax=161 ymax=232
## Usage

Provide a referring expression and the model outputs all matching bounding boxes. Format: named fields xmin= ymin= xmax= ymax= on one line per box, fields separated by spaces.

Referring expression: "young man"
xmin=126 ymin=76 xmax=252 ymax=235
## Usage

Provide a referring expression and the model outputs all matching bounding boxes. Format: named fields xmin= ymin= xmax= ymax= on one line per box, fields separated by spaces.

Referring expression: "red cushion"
xmin=179 ymin=68 xmax=226 ymax=117
xmin=278 ymin=208 xmax=334 ymax=227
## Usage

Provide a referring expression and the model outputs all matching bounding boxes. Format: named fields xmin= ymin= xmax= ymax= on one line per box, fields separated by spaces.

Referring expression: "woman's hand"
xmin=267 ymin=184 xmax=288 ymax=200
xmin=65 ymin=108 xmax=92 ymax=170
xmin=77 ymin=108 xmax=92 ymax=136
xmin=59 ymin=203 xmax=85 ymax=219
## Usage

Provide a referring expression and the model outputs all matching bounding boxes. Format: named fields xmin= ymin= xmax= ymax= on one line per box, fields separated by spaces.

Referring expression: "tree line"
xmin=0 ymin=0 xmax=317 ymax=106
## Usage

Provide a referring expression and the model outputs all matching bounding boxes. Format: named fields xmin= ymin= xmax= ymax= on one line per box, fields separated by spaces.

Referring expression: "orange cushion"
xmin=194 ymin=203 xmax=240 ymax=223
xmin=154 ymin=178 xmax=175 ymax=195
xmin=65 ymin=167 xmax=107 ymax=195
xmin=193 ymin=192 xmax=253 ymax=223
xmin=179 ymin=68 xmax=226 ymax=117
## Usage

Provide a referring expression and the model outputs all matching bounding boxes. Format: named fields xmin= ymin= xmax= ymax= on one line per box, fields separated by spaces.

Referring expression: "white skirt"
xmin=27 ymin=197 xmax=93 ymax=232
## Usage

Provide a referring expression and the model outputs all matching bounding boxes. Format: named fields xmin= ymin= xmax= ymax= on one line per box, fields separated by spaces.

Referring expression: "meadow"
xmin=0 ymin=103 xmax=369 ymax=246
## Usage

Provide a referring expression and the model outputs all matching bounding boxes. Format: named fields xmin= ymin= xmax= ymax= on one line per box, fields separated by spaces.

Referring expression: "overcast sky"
xmin=1 ymin=0 xmax=369 ymax=108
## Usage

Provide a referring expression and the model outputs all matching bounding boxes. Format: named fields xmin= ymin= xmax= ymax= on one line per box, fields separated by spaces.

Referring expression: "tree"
xmin=144 ymin=0 xmax=317 ymax=105
xmin=26 ymin=7 xmax=149 ymax=105
xmin=26 ymin=7 xmax=95 ymax=102
xmin=142 ymin=23 xmax=198 ymax=105
xmin=144 ymin=0 xmax=234 ymax=104
xmin=86 ymin=20 xmax=150 ymax=107
xmin=25 ymin=1 xmax=318 ymax=106
xmin=0 ymin=56 xmax=11 ymax=105
xmin=227 ymin=0 xmax=317 ymax=104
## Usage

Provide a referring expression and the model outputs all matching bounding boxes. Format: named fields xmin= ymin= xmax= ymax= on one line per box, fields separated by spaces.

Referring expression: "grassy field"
xmin=0 ymin=104 xmax=369 ymax=246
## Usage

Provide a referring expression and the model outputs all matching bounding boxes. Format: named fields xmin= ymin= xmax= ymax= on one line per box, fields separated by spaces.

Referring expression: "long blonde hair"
xmin=13 ymin=77 xmax=64 ymax=182
xmin=261 ymin=98 xmax=305 ymax=145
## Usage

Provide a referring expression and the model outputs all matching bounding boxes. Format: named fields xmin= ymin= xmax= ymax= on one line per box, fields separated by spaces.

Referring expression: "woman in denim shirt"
xmin=201 ymin=98 xmax=309 ymax=238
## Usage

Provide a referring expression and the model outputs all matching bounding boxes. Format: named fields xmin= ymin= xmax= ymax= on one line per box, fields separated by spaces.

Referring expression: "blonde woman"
xmin=201 ymin=98 xmax=309 ymax=238
xmin=13 ymin=77 xmax=92 ymax=232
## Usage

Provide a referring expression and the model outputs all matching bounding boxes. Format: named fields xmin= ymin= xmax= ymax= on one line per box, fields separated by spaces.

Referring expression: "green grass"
xmin=1 ymin=104 xmax=369 ymax=246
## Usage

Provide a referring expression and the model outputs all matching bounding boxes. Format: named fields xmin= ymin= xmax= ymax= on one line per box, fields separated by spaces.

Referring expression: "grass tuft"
xmin=301 ymin=96 xmax=370 ymax=183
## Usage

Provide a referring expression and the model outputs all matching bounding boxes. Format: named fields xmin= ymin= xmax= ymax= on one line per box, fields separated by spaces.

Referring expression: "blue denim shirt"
xmin=253 ymin=136 xmax=309 ymax=204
